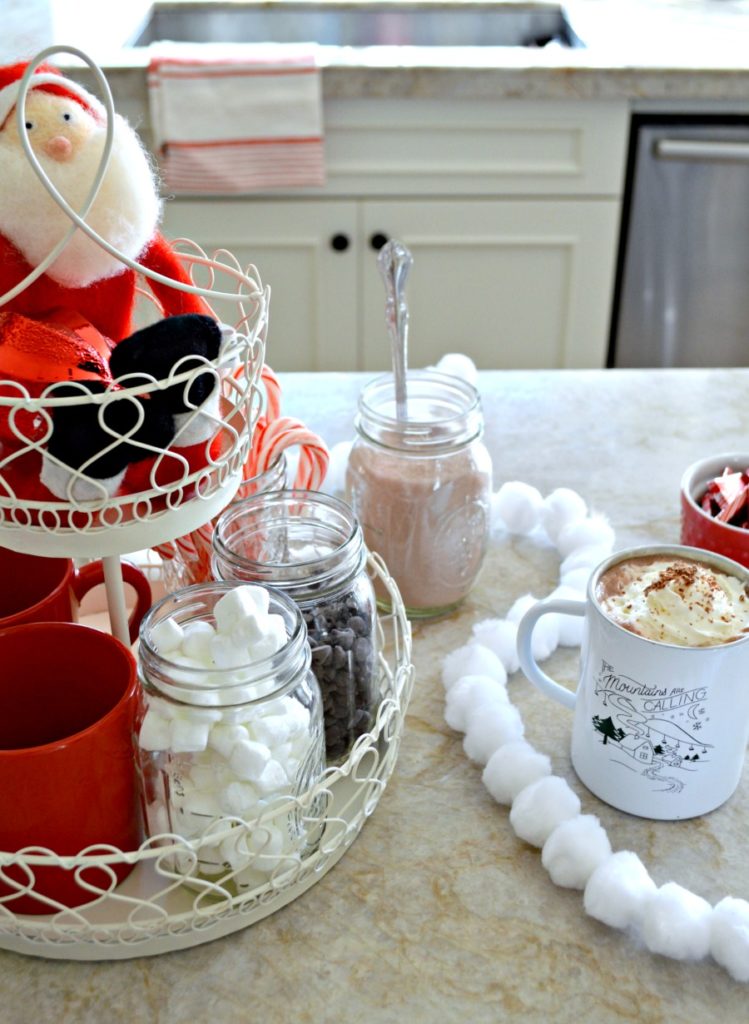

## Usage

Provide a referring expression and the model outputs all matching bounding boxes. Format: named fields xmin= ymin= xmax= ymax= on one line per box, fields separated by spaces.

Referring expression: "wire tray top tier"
xmin=0 ymin=245 xmax=267 ymax=559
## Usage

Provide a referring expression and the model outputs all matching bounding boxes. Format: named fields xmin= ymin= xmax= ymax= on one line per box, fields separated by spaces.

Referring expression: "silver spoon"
xmin=378 ymin=239 xmax=413 ymax=420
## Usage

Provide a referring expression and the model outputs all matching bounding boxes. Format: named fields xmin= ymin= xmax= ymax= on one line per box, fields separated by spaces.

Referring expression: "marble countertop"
xmin=12 ymin=1 xmax=749 ymax=105
xmin=3 ymin=368 xmax=749 ymax=1022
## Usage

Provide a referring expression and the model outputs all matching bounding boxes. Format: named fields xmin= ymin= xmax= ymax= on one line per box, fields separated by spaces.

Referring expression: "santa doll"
xmin=0 ymin=59 xmax=210 ymax=339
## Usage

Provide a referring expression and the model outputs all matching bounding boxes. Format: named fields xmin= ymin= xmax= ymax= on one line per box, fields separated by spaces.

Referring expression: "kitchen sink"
xmin=130 ymin=1 xmax=583 ymax=49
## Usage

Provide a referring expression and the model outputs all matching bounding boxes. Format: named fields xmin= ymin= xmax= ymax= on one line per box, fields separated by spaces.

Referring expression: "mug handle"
xmin=516 ymin=598 xmax=586 ymax=711
xmin=72 ymin=559 xmax=153 ymax=644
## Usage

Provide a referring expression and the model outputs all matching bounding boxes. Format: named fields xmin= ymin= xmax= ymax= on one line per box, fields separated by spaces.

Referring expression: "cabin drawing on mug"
xmin=592 ymin=661 xmax=713 ymax=793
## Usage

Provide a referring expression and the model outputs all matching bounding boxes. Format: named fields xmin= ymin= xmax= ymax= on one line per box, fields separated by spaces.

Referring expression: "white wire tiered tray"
xmin=0 ymin=554 xmax=413 ymax=961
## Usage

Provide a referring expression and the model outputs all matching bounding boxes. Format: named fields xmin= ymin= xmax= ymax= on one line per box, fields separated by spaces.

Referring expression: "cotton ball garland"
xmin=509 ymin=776 xmax=581 ymax=848
xmin=435 ymin=352 xmax=478 ymax=386
xmin=711 ymin=897 xmax=749 ymax=983
xmin=508 ymin=594 xmax=559 ymax=661
xmin=583 ymin=851 xmax=657 ymax=931
xmin=547 ymin=585 xmax=586 ymax=647
xmin=324 ymin=440 xmax=353 ymax=496
xmin=463 ymin=702 xmax=524 ymax=765
xmin=556 ymin=514 xmax=615 ymax=560
xmin=540 ymin=488 xmax=588 ymax=544
xmin=444 ymin=674 xmax=509 ymax=733
xmin=481 ymin=740 xmax=552 ymax=805
xmin=471 ymin=618 xmax=520 ymax=674
xmin=559 ymin=545 xmax=612 ymax=577
xmin=642 ymin=882 xmax=713 ymax=961
xmin=441 ymin=643 xmax=507 ymax=691
xmin=492 ymin=481 xmax=545 ymax=535
xmin=541 ymin=815 xmax=612 ymax=889
xmin=559 ymin=566 xmax=592 ymax=592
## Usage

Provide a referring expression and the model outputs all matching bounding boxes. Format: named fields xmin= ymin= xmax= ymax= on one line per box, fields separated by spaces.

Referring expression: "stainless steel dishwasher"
xmin=609 ymin=116 xmax=749 ymax=368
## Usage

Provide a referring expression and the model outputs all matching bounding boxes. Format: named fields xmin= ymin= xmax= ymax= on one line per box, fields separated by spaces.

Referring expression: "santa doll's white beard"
xmin=0 ymin=113 xmax=162 ymax=288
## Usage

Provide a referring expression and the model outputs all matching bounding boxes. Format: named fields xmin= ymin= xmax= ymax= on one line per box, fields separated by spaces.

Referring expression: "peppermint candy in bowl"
xmin=681 ymin=454 xmax=749 ymax=568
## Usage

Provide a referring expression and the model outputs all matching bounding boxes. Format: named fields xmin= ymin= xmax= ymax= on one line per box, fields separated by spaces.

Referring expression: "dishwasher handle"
xmin=653 ymin=137 xmax=749 ymax=163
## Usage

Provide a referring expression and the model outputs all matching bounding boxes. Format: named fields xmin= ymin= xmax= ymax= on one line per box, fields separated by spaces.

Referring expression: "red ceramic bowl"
xmin=681 ymin=453 xmax=749 ymax=569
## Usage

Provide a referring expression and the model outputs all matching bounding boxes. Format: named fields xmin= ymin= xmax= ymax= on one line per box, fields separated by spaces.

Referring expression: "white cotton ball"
xmin=481 ymin=740 xmax=552 ymax=805
xmin=642 ymin=882 xmax=713 ymax=961
xmin=444 ymin=674 xmax=509 ymax=733
xmin=540 ymin=488 xmax=588 ymax=545
xmin=150 ymin=617 xmax=184 ymax=654
xmin=326 ymin=440 xmax=353 ymax=496
xmin=463 ymin=703 xmax=525 ymax=765
xmin=548 ymin=585 xmax=586 ymax=647
xmin=583 ymin=851 xmax=657 ymax=931
xmin=508 ymin=595 xmax=560 ymax=661
xmin=559 ymin=566 xmax=593 ymax=592
xmin=492 ymin=481 xmax=545 ymax=535
xmin=441 ymin=643 xmax=506 ymax=691
xmin=229 ymin=739 xmax=272 ymax=781
xmin=509 ymin=776 xmax=581 ymax=848
xmin=711 ymin=897 xmax=749 ymax=983
xmin=471 ymin=618 xmax=520 ymax=674
xmin=559 ymin=545 xmax=612 ymax=576
xmin=557 ymin=515 xmax=615 ymax=560
xmin=435 ymin=352 xmax=478 ymax=386
xmin=541 ymin=814 xmax=612 ymax=890
xmin=169 ymin=715 xmax=212 ymax=753
xmin=138 ymin=707 xmax=172 ymax=751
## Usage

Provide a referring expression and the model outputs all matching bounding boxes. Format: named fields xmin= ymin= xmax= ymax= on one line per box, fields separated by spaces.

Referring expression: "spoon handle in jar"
xmin=377 ymin=239 xmax=413 ymax=419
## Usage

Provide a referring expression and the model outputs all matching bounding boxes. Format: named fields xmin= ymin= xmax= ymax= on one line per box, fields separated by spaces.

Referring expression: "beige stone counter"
xmin=3 ymin=368 xmax=749 ymax=1022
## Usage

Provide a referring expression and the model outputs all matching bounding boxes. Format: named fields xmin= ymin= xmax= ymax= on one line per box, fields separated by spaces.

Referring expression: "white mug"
xmin=517 ymin=545 xmax=749 ymax=820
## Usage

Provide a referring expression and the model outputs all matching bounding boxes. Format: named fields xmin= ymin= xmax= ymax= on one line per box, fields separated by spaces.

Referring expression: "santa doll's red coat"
xmin=0 ymin=230 xmax=210 ymax=341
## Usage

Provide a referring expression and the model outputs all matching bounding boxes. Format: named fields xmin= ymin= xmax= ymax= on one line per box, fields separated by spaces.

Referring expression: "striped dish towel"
xmin=148 ymin=44 xmax=325 ymax=193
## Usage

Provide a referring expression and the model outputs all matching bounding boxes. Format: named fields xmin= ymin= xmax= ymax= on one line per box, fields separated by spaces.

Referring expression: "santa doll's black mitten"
xmin=109 ymin=313 xmax=222 ymax=414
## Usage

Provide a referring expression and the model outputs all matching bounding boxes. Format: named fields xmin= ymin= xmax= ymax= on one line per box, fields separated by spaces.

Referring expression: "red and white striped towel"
xmin=148 ymin=45 xmax=325 ymax=193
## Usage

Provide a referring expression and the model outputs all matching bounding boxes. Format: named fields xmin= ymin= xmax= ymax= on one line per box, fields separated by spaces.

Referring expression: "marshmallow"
xmin=444 ymin=674 xmax=509 ymax=733
xmin=471 ymin=618 xmax=520 ymax=674
xmin=138 ymin=707 xmax=172 ymax=751
xmin=541 ymin=815 xmax=612 ymax=889
xmin=208 ymin=723 xmax=249 ymax=760
xmin=509 ymin=776 xmax=581 ymax=848
xmin=245 ymin=824 xmax=286 ymax=873
xmin=583 ymin=851 xmax=657 ymax=932
xmin=213 ymin=584 xmax=270 ymax=634
xmin=150 ymin=616 xmax=184 ymax=654
xmin=492 ymin=481 xmax=544 ymax=535
xmin=254 ymin=759 xmax=290 ymax=795
xmin=210 ymin=633 xmax=251 ymax=669
xmin=540 ymin=488 xmax=588 ymax=544
xmin=222 ymin=780 xmax=260 ymax=815
xmin=481 ymin=740 xmax=552 ymax=805
xmin=229 ymin=739 xmax=272 ymax=781
xmin=170 ymin=715 xmax=212 ymax=753
xmin=250 ymin=713 xmax=293 ymax=749
xmin=182 ymin=620 xmax=217 ymax=663
xmin=710 ymin=897 xmax=749 ymax=983
xmin=642 ymin=883 xmax=713 ymax=961
xmin=462 ymin=702 xmax=525 ymax=766
xmin=441 ymin=643 xmax=507 ymax=691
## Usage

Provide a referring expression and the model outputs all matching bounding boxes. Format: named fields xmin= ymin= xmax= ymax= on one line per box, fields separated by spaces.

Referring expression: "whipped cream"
xmin=597 ymin=557 xmax=749 ymax=647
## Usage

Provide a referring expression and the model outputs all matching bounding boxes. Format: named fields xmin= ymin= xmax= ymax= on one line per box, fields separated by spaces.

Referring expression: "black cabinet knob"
xmin=370 ymin=232 xmax=389 ymax=251
xmin=330 ymin=233 xmax=350 ymax=252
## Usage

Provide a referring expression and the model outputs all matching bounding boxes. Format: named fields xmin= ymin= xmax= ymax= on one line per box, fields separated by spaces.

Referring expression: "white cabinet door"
xmin=160 ymin=199 xmax=359 ymax=372
xmin=360 ymin=199 xmax=622 ymax=370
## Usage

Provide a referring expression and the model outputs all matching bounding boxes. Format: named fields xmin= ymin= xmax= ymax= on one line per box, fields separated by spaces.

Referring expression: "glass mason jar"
xmin=346 ymin=370 xmax=493 ymax=619
xmin=212 ymin=490 xmax=381 ymax=764
xmin=137 ymin=580 xmax=325 ymax=892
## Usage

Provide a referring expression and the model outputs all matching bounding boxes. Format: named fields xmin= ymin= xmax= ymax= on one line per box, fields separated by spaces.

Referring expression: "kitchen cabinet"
xmin=160 ymin=99 xmax=628 ymax=372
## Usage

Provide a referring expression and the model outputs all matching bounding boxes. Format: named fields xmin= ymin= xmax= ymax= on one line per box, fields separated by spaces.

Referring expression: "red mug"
xmin=0 ymin=622 xmax=144 ymax=914
xmin=0 ymin=546 xmax=151 ymax=643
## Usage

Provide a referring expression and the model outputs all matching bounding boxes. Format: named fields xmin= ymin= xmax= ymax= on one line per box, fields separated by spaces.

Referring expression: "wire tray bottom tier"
xmin=0 ymin=555 xmax=413 ymax=961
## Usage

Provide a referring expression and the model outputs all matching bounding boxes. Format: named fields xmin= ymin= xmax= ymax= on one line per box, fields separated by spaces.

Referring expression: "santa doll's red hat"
xmin=0 ymin=60 xmax=103 ymax=130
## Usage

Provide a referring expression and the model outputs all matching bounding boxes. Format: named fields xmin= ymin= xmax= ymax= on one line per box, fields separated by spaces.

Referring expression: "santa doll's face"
xmin=0 ymin=88 xmax=161 ymax=289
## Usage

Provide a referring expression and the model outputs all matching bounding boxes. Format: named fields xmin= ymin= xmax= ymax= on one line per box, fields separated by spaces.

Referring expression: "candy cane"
xmin=260 ymin=363 xmax=282 ymax=423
